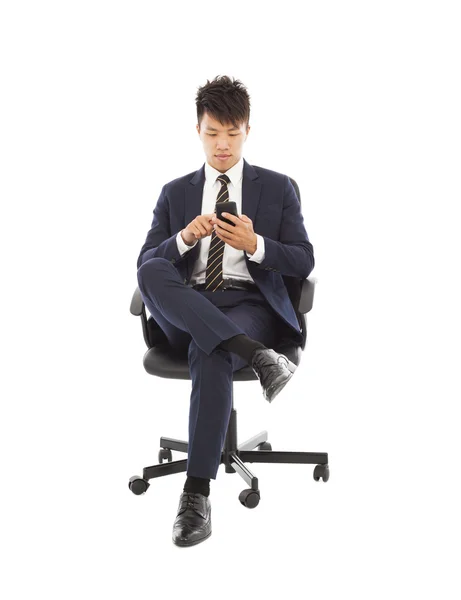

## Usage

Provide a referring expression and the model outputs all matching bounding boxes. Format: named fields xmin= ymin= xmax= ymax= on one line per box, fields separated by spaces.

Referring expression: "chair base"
xmin=130 ymin=408 xmax=329 ymax=500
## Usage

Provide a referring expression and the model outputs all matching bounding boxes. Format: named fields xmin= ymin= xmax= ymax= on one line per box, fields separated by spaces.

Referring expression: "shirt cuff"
xmin=245 ymin=234 xmax=265 ymax=263
xmin=177 ymin=230 xmax=198 ymax=255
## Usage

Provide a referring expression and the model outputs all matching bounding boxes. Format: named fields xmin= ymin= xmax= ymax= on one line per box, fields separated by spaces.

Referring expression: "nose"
xmin=216 ymin=137 xmax=231 ymax=150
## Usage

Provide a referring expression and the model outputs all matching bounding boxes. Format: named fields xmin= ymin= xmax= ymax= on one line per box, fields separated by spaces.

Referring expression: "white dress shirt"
xmin=175 ymin=156 xmax=265 ymax=285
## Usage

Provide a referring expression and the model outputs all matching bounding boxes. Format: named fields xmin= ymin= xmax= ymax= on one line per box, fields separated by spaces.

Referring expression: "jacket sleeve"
xmin=136 ymin=185 xmax=187 ymax=270
xmin=255 ymin=176 xmax=315 ymax=279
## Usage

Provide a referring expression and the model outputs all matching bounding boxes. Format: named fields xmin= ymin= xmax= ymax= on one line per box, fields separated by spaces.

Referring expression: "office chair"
xmin=128 ymin=177 xmax=329 ymax=508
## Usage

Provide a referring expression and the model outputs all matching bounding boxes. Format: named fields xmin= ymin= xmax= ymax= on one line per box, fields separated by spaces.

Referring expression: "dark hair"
xmin=196 ymin=75 xmax=251 ymax=130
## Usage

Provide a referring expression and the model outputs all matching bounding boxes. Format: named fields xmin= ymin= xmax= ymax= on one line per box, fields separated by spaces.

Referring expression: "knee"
xmin=188 ymin=338 xmax=231 ymax=365
xmin=137 ymin=257 xmax=173 ymax=286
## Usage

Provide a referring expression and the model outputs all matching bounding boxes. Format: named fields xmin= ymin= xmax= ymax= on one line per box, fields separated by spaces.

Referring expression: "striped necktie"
xmin=204 ymin=173 xmax=231 ymax=291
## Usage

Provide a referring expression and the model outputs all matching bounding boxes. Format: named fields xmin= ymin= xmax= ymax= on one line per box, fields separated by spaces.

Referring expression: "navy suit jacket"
xmin=137 ymin=158 xmax=315 ymax=341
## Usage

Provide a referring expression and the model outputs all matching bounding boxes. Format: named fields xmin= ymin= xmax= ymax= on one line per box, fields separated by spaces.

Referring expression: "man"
xmin=136 ymin=75 xmax=315 ymax=547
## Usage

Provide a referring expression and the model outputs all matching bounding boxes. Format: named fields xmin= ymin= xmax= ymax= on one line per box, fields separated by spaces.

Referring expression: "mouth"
xmin=216 ymin=155 xmax=231 ymax=161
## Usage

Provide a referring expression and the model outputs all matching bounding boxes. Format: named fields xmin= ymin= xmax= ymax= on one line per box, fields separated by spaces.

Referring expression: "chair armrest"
xmin=130 ymin=287 xmax=144 ymax=316
xmin=299 ymin=276 xmax=317 ymax=314
xmin=131 ymin=286 xmax=156 ymax=348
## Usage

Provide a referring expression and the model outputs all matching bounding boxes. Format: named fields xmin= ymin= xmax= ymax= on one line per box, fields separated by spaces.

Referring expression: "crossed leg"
xmin=136 ymin=257 xmax=281 ymax=479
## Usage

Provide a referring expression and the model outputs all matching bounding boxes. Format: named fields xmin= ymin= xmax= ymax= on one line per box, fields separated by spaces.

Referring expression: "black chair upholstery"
xmin=128 ymin=177 xmax=329 ymax=507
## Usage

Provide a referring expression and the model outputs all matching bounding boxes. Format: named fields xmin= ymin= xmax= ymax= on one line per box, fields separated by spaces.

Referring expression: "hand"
xmin=182 ymin=213 xmax=215 ymax=245
xmin=211 ymin=212 xmax=257 ymax=253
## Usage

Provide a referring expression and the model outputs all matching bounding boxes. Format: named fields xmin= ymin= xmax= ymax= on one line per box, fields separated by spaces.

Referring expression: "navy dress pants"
xmin=136 ymin=257 xmax=282 ymax=480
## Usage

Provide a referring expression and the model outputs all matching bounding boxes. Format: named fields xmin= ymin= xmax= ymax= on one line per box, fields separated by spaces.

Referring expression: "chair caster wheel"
xmin=239 ymin=488 xmax=260 ymax=508
xmin=128 ymin=475 xmax=150 ymax=495
xmin=313 ymin=464 xmax=330 ymax=482
xmin=258 ymin=442 xmax=272 ymax=451
xmin=158 ymin=448 xmax=173 ymax=463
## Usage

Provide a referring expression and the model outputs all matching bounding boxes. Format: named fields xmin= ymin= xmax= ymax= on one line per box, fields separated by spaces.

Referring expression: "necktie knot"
xmin=216 ymin=174 xmax=230 ymax=186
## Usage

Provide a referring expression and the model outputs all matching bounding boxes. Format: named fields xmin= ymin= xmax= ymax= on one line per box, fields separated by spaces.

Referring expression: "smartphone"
xmin=215 ymin=201 xmax=238 ymax=226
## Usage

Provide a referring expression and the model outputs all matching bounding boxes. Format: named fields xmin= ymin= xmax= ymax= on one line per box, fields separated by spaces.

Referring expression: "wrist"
xmin=247 ymin=234 xmax=257 ymax=255
xmin=181 ymin=229 xmax=195 ymax=247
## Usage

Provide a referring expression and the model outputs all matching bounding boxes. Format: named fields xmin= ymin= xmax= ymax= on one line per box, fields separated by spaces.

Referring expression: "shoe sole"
xmin=172 ymin=530 xmax=212 ymax=547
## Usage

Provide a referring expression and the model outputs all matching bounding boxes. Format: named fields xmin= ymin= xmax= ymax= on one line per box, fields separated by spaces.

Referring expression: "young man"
xmin=136 ymin=75 xmax=315 ymax=547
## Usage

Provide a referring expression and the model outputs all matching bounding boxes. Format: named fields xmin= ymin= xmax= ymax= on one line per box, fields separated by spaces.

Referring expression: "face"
xmin=196 ymin=111 xmax=250 ymax=173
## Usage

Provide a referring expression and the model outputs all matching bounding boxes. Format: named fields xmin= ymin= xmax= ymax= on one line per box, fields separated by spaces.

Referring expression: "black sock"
xmin=183 ymin=475 xmax=210 ymax=497
xmin=218 ymin=334 xmax=267 ymax=364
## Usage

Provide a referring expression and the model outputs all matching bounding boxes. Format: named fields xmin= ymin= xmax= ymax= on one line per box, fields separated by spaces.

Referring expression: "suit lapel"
xmin=241 ymin=158 xmax=262 ymax=225
xmin=185 ymin=163 xmax=206 ymax=236
xmin=182 ymin=166 xmax=204 ymax=280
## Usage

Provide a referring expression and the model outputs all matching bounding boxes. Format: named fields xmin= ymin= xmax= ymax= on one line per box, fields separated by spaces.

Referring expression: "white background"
xmin=1 ymin=1 xmax=460 ymax=598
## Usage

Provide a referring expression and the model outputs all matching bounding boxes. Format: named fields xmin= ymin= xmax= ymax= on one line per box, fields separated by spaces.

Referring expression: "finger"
xmin=221 ymin=212 xmax=237 ymax=223
xmin=215 ymin=225 xmax=230 ymax=239
xmin=192 ymin=224 xmax=206 ymax=238
xmin=215 ymin=218 xmax=230 ymax=232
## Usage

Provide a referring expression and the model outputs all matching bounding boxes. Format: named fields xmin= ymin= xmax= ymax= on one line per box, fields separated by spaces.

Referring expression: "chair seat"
xmin=142 ymin=342 xmax=303 ymax=380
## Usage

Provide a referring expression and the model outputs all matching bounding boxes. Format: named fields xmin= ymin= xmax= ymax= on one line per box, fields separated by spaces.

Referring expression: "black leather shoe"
xmin=172 ymin=492 xmax=212 ymax=547
xmin=251 ymin=348 xmax=297 ymax=403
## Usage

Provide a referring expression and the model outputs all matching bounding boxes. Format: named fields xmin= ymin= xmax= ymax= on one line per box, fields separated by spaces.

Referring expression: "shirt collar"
xmin=204 ymin=156 xmax=244 ymax=188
